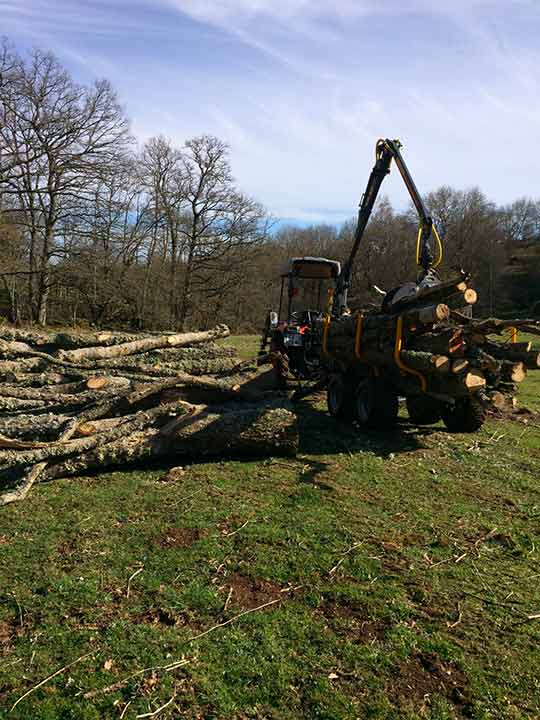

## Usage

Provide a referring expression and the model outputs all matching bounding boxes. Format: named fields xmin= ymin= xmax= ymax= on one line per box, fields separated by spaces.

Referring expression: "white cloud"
xmin=167 ymin=0 xmax=534 ymax=26
xmin=3 ymin=0 xmax=540 ymax=220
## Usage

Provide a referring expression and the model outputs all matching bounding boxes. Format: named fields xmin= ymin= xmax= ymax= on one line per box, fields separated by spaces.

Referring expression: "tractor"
xmin=259 ymin=256 xmax=340 ymax=384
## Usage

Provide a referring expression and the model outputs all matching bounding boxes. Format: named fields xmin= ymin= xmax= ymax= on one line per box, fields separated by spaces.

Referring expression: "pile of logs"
xmin=0 ymin=325 xmax=298 ymax=506
xmin=324 ymin=272 xmax=540 ymax=409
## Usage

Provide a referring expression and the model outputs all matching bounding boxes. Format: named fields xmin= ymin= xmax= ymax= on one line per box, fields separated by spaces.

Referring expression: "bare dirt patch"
xmin=317 ymin=599 xmax=388 ymax=643
xmin=56 ymin=537 xmax=79 ymax=569
xmin=0 ymin=621 xmax=13 ymax=653
xmin=158 ymin=526 xmax=208 ymax=548
xmin=393 ymin=651 xmax=472 ymax=716
xmin=132 ymin=605 xmax=194 ymax=628
xmin=0 ymin=619 xmax=22 ymax=655
xmin=221 ymin=572 xmax=283 ymax=610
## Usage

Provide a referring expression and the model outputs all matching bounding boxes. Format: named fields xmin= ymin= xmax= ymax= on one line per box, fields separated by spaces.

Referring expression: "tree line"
xmin=1 ymin=39 xmax=539 ymax=332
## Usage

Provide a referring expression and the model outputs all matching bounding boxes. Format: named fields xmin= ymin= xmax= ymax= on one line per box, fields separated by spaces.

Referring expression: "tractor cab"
xmin=260 ymin=257 xmax=341 ymax=380
xmin=278 ymin=257 xmax=341 ymax=326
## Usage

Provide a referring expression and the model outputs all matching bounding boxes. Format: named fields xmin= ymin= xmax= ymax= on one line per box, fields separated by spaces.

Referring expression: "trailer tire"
xmin=355 ymin=378 xmax=398 ymax=430
xmin=327 ymin=373 xmax=355 ymax=420
xmin=441 ymin=397 xmax=486 ymax=433
xmin=406 ymin=396 xmax=441 ymax=426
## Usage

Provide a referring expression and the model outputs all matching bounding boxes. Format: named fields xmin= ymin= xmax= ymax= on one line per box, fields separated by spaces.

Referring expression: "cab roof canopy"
xmin=282 ymin=257 xmax=341 ymax=280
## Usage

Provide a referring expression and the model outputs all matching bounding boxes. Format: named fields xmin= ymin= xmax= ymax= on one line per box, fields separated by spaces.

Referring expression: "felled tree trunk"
xmin=86 ymin=357 xmax=239 ymax=377
xmin=0 ymin=401 xmax=194 ymax=470
xmin=0 ymin=358 xmax=48 ymax=376
xmin=484 ymin=342 xmax=540 ymax=369
xmin=501 ymin=361 xmax=527 ymax=383
xmin=429 ymin=370 xmax=486 ymax=397
xmin=0 ymin=372 xmax=78 ymax=387
xmin=120 ymin=372 xmax=266 ymax=412
xmin=57 ymin=325 xmax=230 ymax=363
xmin=0 ymin=413 xmax=71 ymax=440
xmin=0 ymin=397 xmax=50 ymax=412
xmin=41 ymin=406 xmax=299 ymax=480
xmin=74 ymin=417 xmax=132 ymax=437
xmin=149 ymin=343 xmax=236 ymax=360
xmin=0 ymin=377 xmax=130 ymax=401
xmin=388 ymin=274 xmax=469 ymax=311
xmin=0 ymin=415 xmax=79 ymax=506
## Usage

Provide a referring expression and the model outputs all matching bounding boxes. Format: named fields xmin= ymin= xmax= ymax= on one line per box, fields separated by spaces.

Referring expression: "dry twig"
xmin=221 ymin=519 xmax=251 ymax=537
xmin=223 ymin=586 xmax=234 ymax=612
xmin=185 ymin=585 xmax=302 ymax=645
xmin=328 ymin=541 xmax=364 ymax=575
xmin=127 ymin=566 xmax=144 ymax=598
xmin=119 ymin=701 xmax=132 ymax=719
xmin=136 ymin=694 xmax=176 ymax=718
xmin=82 ymin=659 xmax=189 ymax=700
xmin=11 ymin=651 xmax=94 ymax=711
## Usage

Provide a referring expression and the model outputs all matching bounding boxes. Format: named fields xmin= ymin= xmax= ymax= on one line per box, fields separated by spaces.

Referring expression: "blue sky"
xmin=1 ymin=0 xmax=539 ymax=223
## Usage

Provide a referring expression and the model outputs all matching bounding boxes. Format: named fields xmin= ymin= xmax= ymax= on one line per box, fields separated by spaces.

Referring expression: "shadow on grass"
xmin=294 ymin=395 xmax=436 ymax=460
xmin=0 ymin=394 xmax=439 ymax=497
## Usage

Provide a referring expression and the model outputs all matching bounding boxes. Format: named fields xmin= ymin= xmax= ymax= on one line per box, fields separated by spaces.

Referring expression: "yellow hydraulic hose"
xmin=416 ymin=224 xmax=443 ymax=268
xmin=394 ymin=315 xmax=427 ymax=392
xmin=354 ymin=312 xmax=364 ymax=360
xmin=375 ymin=138 xmax=444 ymax=270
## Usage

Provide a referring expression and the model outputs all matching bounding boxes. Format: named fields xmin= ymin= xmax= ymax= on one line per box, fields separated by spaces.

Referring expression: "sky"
xmin=1 ymin=0 xmax=540 ymax=224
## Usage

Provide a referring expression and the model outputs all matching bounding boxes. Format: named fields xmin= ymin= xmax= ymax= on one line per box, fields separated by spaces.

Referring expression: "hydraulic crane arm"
xmin=333 ymin=138 xmax=442 ymax=316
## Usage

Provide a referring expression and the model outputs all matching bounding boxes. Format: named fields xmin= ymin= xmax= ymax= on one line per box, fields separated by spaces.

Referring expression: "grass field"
xmin=1 ymin=335 xmax=539 ymax=719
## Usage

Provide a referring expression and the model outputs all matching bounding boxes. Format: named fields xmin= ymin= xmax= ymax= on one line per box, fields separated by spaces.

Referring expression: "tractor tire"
xmin=406 ymin=396 xmax=442 ymax=426
xmin=327 ymin=373 xmax=356 ymax=420
xmin=355 ymin=378 xmax=398 ymax=431
xmin=441 ymin=397 xmax=487 ymax=433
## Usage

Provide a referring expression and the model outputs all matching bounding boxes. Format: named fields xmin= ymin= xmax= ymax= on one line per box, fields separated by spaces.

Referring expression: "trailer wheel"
xmin=441 ymin=397 xmax=486 ymax=433
xmin=406 ymin=396 xmax=441 ymax=426
xmin=355 ymin=378 xmax=398 ymax=430
xmin=327 ymin=374 xmax=355 ymax=420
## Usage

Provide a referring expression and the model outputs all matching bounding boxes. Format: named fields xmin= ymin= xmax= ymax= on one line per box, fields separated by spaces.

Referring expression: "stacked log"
xmin=323 ymin=272 xmax=540 ymax=408
xmin=0 ymin=325 xmax=298 ymax=505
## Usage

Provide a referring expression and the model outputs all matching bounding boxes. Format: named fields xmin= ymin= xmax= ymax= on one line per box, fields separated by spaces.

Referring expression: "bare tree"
xmin=0 ymin=210 xmax=27 ymax=322
xmin=177 ymin=135 xmax=268 ymax=329
xmin=0 ymin=45 xmax=131 ymax=324
xmin=139 ymin=136 xmax=186 ymax=326
xmin=59 ymin=156 xmax=148 ymax=326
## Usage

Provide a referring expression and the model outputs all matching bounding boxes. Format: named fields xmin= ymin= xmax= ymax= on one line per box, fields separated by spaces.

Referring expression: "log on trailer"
xmin=318 ymin=272 xmax=540 ymax=428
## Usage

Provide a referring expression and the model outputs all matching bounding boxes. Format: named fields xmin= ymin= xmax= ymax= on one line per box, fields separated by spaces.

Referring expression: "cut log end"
xmin=463 ymin=371 xmax=487 ymax=391
xmin=463 ymin=288 xmax=478 ymax=305
xmin=86 ymin=377 xmax=108 ymax=391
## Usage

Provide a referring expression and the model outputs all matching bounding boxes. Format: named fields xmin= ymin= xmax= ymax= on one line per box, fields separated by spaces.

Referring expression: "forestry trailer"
xmin=261 ymin=138 xmax=533 ymax=432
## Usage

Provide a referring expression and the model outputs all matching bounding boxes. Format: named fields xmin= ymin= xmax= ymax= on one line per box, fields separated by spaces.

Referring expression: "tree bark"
xmin=0 ymin=400 xmax=194 ymax=470
xmin=57 ymin=325 xmax=230 ymax=362
xmin=0 ymin=413 xmax=71 ymax=440
xmin=40 ymin=405 xmax=299 ymax=480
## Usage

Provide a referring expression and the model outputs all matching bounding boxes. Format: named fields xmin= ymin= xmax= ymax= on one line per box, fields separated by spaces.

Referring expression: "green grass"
xmin=218 ymin=334 xmax=259 ymax=360
xmin=1 ymin=335 xmax=539 ymax=719
xmin=506 ymin=332 xmax=540 ymax=412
